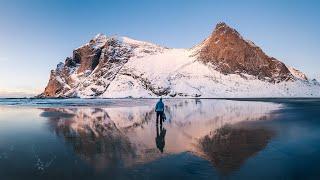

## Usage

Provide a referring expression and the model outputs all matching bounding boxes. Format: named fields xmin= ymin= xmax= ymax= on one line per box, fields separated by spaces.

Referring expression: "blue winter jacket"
xmin=155 ymin=100 xmax=164 ymax=112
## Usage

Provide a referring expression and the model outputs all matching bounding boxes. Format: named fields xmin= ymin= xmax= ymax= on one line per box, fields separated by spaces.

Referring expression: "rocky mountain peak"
xmin=89 ymin=33 xmax=108 ymax=48
xmin=93 ymin=33 xmax=107 ymax=40
xmin=214 ymin=22 xmax=241 ymax=38
xmin=198 ymin=22 xmax=293 ymax=82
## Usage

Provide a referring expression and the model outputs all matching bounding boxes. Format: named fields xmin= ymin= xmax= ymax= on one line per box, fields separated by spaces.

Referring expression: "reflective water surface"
xmin=0 ymin=99 xmax=320 ymax=179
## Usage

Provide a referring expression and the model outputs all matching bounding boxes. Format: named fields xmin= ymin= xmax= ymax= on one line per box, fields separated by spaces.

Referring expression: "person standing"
xmin=155 ymin=97 xmax=164 ymax=126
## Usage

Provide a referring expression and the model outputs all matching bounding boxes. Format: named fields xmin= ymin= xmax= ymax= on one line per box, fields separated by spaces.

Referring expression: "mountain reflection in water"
xmin=40 ymin=99 xmax=280 ymax=173
xmin=199 ymin=124 xmax=274 ymax=174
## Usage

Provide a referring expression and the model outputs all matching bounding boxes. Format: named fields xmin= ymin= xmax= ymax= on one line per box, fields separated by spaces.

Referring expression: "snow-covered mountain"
xmin=38 ymin=22 xmax=320 ymax=98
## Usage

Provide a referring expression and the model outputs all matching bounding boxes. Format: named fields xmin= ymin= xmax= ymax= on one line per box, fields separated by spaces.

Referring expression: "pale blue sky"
xmin=0 ymin=0 xmax=319 ymax=95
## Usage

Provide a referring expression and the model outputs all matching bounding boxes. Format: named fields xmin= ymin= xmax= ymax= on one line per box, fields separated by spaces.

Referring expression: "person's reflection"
xmin=155 ymin=122 xmax=166 ymax=153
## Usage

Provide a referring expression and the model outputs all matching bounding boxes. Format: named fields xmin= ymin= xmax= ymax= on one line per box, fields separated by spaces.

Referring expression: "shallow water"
xmin=0 ymin=99 xmax=320 ymax=179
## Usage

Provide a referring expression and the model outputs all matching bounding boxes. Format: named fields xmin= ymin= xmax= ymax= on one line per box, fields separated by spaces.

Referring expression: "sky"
xmin=0 ymin=0 xmax=319 ymax=96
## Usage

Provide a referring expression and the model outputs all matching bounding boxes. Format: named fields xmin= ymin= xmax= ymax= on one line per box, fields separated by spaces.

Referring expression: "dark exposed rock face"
xmin=74 ymin=45 xmax=102 ymax=73
xmin=41 ymin=62 xmax=73 ymax=97
xmin=38 ymin=35 xmax=133 ymax=98
xmin=42 ymin=70 xmax=64 ymax=97
xmin=198 ymin=22 xmax=293 ymax=82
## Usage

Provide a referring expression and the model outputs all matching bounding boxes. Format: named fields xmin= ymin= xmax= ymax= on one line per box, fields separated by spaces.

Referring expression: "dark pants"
xmin=156 ymin=111 xmax=163 ymax=126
